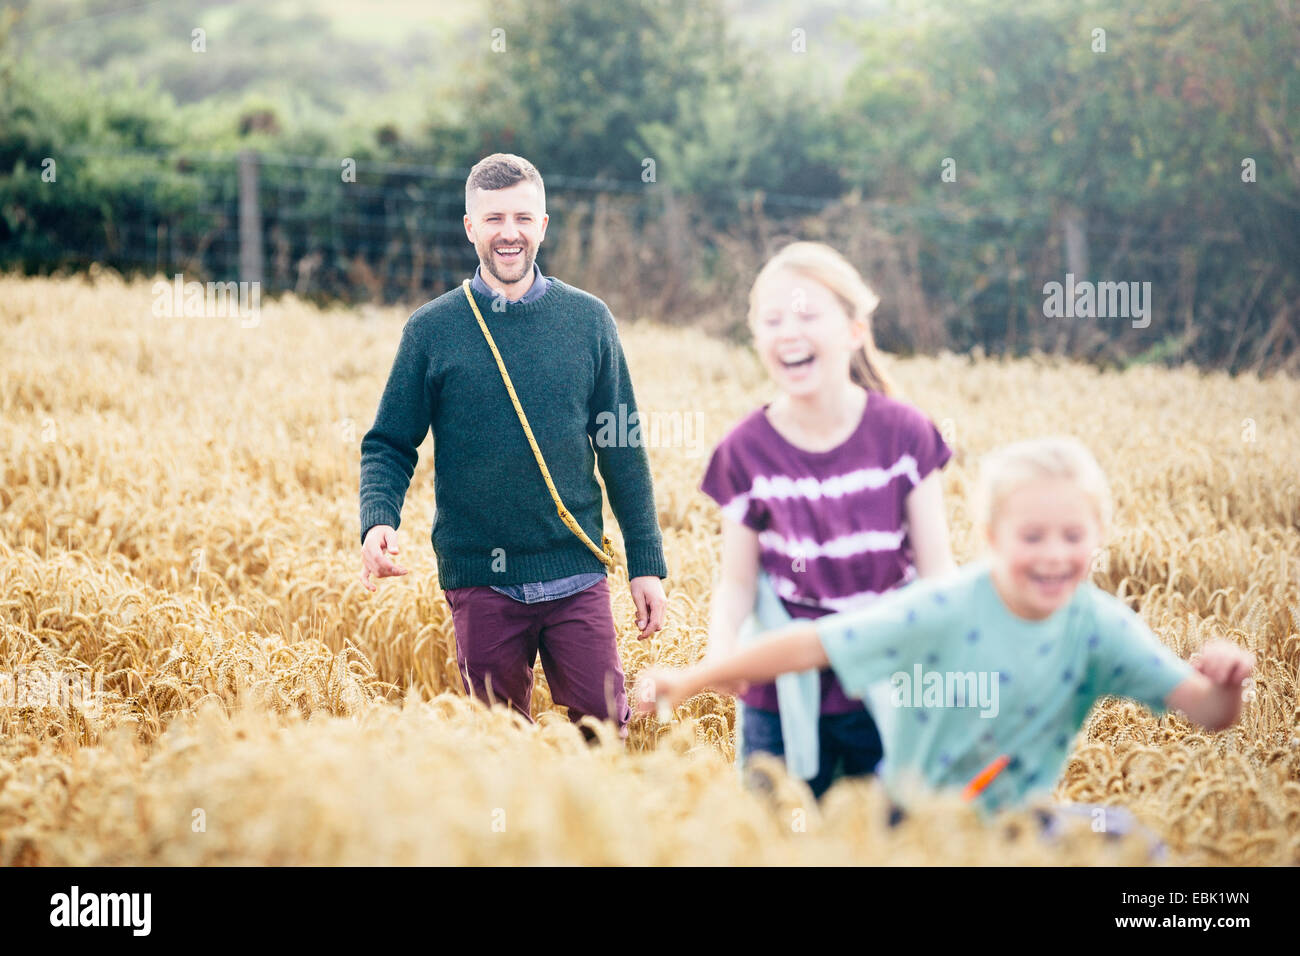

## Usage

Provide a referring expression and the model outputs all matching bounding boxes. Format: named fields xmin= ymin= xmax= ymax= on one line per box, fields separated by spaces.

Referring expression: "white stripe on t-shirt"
xmin=758 ymin=527 xmax=907 ymax=560
xmin=717 ymin=455 xmax=921 ymax=526
xmin=768 ymin=565 xmax=918 ymax=613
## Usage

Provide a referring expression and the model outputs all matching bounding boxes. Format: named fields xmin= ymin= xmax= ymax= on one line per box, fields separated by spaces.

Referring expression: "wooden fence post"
xmin=238 ymin=149 xmax=264 ymax=285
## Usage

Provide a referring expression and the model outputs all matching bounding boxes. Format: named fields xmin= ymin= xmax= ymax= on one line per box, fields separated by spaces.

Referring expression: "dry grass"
xmin=1 ymin=270 xmax=1297 ymax=865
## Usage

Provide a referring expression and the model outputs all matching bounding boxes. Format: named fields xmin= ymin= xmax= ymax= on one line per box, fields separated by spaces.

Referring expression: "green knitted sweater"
xmin=359 ymin=277 xmax=668 ymax=589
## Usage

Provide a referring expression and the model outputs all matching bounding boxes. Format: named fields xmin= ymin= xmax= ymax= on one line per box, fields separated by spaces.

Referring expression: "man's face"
xmin=463 ymin=181 xmax=548 ymax=287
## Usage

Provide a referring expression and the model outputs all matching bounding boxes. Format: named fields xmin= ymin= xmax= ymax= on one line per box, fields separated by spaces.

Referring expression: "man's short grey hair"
xmin=465 ymin=153 xmax=546 ymax=215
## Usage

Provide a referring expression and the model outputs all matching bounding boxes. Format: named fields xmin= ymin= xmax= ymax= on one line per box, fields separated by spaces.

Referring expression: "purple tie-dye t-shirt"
xmin=700 ymin=392 xmax=953 ymax=714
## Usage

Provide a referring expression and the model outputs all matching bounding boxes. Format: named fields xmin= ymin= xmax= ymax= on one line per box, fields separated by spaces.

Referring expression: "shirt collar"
xmin=471 ymin=261 xmax=548 ymax=304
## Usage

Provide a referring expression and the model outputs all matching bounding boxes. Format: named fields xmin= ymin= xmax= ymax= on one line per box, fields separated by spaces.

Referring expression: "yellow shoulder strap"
xmin=461 ymin=280 xmax=615 ymax=568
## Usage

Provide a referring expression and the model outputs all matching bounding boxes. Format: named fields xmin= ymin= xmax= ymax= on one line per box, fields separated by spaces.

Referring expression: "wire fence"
xmin=52 ymin=148 xmax=857 ymax=306
xmin=25 ymin=146 xmax=1291 ymax=372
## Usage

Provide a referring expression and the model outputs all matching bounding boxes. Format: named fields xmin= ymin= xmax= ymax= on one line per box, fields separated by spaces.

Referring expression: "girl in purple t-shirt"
xmin=700 ymin=241 xmax=957 ymax=798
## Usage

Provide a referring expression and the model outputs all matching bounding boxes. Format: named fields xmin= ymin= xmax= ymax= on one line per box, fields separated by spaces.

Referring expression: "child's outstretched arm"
xmin=1164 ymin=639 xmax=1255 ymax=731
xmin=636 ymin=621 xmax=827 ymax=713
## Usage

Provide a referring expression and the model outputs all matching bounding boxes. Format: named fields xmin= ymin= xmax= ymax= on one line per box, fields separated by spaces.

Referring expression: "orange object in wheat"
xmin=962 ymin=754 xmax=1011 ymax=802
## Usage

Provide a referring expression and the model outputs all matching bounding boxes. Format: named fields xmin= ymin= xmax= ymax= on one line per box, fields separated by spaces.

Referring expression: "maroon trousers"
xmin=443 ymin=577 xmax=631 ymax=738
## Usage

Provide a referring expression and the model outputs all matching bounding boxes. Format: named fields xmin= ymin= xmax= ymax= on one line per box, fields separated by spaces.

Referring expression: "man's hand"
xmin=360 ymin=525 xmax=408 ymax=592
xmin=629 ymin=575 xmax=666 ymax=640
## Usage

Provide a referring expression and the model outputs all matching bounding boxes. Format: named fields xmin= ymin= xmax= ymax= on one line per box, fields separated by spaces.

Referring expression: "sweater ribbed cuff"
xmin=625 ymin=543 xmax=668 ymax=581
xmin=360 ymin=503 xmax=401 ymax=546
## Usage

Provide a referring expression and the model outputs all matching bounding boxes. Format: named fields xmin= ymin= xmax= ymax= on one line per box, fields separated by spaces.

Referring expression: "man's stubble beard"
xmin=481 ymin=240 xmax=537 ymax=287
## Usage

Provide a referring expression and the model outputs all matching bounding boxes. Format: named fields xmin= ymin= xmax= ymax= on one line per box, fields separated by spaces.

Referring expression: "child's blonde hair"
xmin=748 ymin=241 xmax=897 ymax=397
xmin=974 ymin=436 xmax=1112 ymax=537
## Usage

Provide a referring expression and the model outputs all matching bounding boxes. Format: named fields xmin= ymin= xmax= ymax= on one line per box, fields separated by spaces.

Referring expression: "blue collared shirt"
xmin=472 ymin=261 xmax=605 ymax=604
xmin=470 ymin=261 xmax=549 ymax=304
xmin=491 ymin=571 xmax=607 ymax=604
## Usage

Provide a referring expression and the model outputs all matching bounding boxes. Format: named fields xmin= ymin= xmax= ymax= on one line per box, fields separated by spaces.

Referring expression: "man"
xmin=358 ymin=153 xmax=668 ymax=740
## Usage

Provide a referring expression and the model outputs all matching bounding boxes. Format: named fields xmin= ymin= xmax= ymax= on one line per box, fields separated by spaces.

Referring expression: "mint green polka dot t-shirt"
xmin=815 ymin=561 xmax=1195 ymax=814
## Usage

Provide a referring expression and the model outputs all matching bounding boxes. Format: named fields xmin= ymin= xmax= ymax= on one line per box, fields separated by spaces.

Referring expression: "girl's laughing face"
xmin=987 ymin=477 xmax=1102 ymax=620
xmin=750 ymin=268 xmax=864 ymax=397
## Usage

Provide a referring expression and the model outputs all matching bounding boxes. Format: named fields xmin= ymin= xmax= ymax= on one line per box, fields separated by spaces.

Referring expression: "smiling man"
xmin=358 ymin=153 xmax=668 ymax=739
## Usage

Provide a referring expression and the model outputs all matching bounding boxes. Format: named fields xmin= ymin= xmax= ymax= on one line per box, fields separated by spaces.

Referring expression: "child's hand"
xmin=1192 ymin=639 xmax=1254 ymax=688
xmin=634 ymin=667 xmax=692 ymax=718
xmin=1169 ymin=639 xmax=1256 ymax=731
xmin=700 ymin=652 xmax=750 ymax=697
xmin=711 ymin=677 xmax=751 ymax=697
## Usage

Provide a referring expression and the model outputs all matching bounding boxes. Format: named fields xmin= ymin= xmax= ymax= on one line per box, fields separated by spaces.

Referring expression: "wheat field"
xmin=0 ymin=270 xmax=1297 ymax=866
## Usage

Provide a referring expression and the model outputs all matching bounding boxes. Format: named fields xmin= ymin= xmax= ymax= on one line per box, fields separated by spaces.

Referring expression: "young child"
xmin=644 ymin=437 xmax=1254 ymax=815
xmin=698 ymin=241 xmax=957 ymax=799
